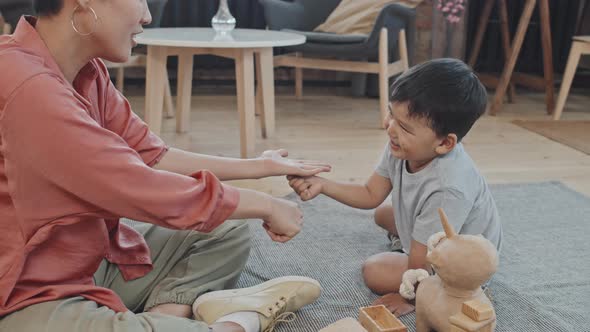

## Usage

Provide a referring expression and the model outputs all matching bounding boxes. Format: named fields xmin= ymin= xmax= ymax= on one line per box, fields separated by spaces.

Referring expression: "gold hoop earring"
xmin=71 ymin=5 xmax=98 ymax=36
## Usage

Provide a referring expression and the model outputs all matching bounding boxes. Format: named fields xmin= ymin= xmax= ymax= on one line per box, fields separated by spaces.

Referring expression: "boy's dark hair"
xmin=390 ymin=58 xmax=487 ymax=141
xmin=33 ymin=0 xmax=64 ymax=16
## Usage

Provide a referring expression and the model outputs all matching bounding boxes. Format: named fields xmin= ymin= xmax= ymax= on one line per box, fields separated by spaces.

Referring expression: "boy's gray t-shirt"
xmin=375 ymin=143 xmax=502 ymax=252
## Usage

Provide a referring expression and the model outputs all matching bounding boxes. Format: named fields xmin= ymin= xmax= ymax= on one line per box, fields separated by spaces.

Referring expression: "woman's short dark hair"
xmin=390 ymin=58 xmax=488 ymax=141
xmin=33 ymin=0 xmax=64 ymax=16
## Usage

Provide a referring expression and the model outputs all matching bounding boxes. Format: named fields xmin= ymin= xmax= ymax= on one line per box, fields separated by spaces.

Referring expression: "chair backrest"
xmin=296 ymin=0 xmax=341 ymax=31
xmin=366 ymin=3 xmax=416 ymax=63
xmin=146 ymin=0 xmax=169 ymax=28
xmin=573 ymin=35 xmax=590 ymax=44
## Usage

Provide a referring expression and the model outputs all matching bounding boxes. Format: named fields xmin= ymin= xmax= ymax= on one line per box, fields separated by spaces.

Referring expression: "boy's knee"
xmin=362 ymin=256 xmax=384 ymax=293
xmin=362 ymin=253 xmax=405 ymax=294
xmin=362 ymin=257 xmax=376 ymax=280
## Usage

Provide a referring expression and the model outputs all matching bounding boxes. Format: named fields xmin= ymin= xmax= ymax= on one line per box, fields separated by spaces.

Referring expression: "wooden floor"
xmin=126 ymin=85 xmax=590 ymax=197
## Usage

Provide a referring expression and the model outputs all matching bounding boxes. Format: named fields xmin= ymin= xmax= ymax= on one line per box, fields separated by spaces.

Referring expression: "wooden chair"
xmin=260 ymin=0 xmax=415 ymax=128
xmin=552 ymin=36 xmax=590 ymax=120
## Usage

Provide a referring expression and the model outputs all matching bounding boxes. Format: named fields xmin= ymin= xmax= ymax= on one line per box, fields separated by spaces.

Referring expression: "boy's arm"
xmin=408 ymin=240 xmax=430 ymax=271
xmin=290 ymin=172 xmax=392 ymax=209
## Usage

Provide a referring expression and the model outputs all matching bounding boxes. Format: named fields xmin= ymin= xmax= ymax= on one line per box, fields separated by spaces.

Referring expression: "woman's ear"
xmin=435 ymin=133 xmax=457 ymax=155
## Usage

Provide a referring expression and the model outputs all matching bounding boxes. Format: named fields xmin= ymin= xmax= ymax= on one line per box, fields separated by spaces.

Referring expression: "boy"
xmin=288 ymin=58 xmax=502 ymax=314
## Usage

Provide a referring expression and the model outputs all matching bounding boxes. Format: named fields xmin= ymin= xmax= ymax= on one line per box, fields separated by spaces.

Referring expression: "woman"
xmin=0 ymin=1 xmax=329 ymax=331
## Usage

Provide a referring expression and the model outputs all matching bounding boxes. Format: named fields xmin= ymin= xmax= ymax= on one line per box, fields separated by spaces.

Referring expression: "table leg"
xmin=235 ymin=49 xmax=256 ymax=158
xmin=258 ymin=48 xmax=276 ymax=138
xmin=163 ymin=77 xmax=175 ymax=119
xmin=539 ymin=0 xmax=554 ymax=114
xmin=553 ymin=41 xmax=582 ymax=120
xmin=145 ymin=45 xmax=168 ymax=135
xmin=255 ymin=53 xmax=263 ymax=119
xmin=295 ymin=52 xmax=303 ymax=99
xmin=490 ymin=0 xmax=536 ymax=115
xmin=177 ymin=51 xmax=194 ymax=133
xmin=498 ymin=0 xmax=516 ymax=103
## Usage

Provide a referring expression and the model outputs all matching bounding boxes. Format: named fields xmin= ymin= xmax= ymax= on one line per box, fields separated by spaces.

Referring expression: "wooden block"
xmin=319 ymin=317 xmax=368 ymax=332
xmin=358 ymin=305 xmax=407 ymax=332
xmin=462 ymin=300 xmax=494 ymax=322
xmin=449 ymin=313 xmax=495 ymax=332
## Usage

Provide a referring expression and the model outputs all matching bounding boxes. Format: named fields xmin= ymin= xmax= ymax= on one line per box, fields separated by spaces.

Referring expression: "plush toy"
xmin=401 ymin=208 xmax=498 ymax=332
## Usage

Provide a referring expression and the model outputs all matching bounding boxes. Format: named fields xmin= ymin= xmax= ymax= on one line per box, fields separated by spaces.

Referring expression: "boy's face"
xmin=385 ymin=102 xmax=454 ymax=172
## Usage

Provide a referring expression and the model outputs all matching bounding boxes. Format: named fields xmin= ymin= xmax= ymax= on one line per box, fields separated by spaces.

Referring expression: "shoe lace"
xmin=263 ymin=296 xmax=296 ymax=332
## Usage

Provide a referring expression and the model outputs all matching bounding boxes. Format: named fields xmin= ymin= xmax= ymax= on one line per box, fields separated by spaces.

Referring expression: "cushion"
xmin=281 ymin=29 xmax=367 ymax=44
xmin=314 ymin=0 xmax=423 ymax=35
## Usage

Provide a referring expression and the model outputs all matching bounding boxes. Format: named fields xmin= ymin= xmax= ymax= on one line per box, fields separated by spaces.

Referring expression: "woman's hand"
xmin=262 ymin=197 xmax=303 ymax=243
xmin=260 ymin=149 xmax=331 ymax=177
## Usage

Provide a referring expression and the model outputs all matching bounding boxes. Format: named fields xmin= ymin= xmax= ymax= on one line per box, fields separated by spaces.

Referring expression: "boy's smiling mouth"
xmin=390 ymin=140 xmax=401 ymax=151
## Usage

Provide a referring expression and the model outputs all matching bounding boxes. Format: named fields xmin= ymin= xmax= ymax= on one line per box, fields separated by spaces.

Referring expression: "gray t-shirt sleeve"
xmin=375 ymin=143 xmax=391 ymax=178
xmin=412 ymin=188 xmax=473 ymax=245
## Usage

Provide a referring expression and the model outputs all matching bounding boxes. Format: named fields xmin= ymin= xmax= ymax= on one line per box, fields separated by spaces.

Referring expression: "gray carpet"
xmin=235 ymin=182 xmax=590 ymax=332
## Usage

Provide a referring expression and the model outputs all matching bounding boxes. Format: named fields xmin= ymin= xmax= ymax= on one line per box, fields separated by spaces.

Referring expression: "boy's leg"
xmin=374 ymin=203 xmax=396 ymax=234
xmin=94 ymin=219 xmax=251 ymax=314
xmin=0 ymin=296 xmax=210 ymax=332
xmin=374 ymin=203 xmax=403 ymax=252
xmin=368 ymin=204 xmax=407 ymax=294
xmin=362 ymin=252 xmax=407 ymax=294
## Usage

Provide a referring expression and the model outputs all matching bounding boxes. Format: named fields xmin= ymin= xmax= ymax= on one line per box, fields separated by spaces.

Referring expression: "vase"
xmin=211 ymin=0 xmax=236 ymax=33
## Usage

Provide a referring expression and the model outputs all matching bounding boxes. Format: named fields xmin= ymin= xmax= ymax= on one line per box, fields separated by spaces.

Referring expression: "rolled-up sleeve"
xmin=100 ymin=62 xmax=168 ymax=167
xmin=0 ymin=73 xmax=238 ymax=232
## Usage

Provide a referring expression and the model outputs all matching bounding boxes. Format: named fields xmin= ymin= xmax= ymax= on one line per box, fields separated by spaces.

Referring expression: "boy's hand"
xmin=262 ymin=197 xmax=303 ymax=243
xmin=372 ymin=293 xmax=415 ymax=317
xmin=260 ymin=149 xmax=331 ymax=177
xmin=287 ymin=175 xmax=323 ymax=201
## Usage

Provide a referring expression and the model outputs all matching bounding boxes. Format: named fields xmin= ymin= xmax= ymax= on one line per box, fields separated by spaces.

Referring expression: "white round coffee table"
xmin=135 ymin=28 xmax=305 ymax=158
